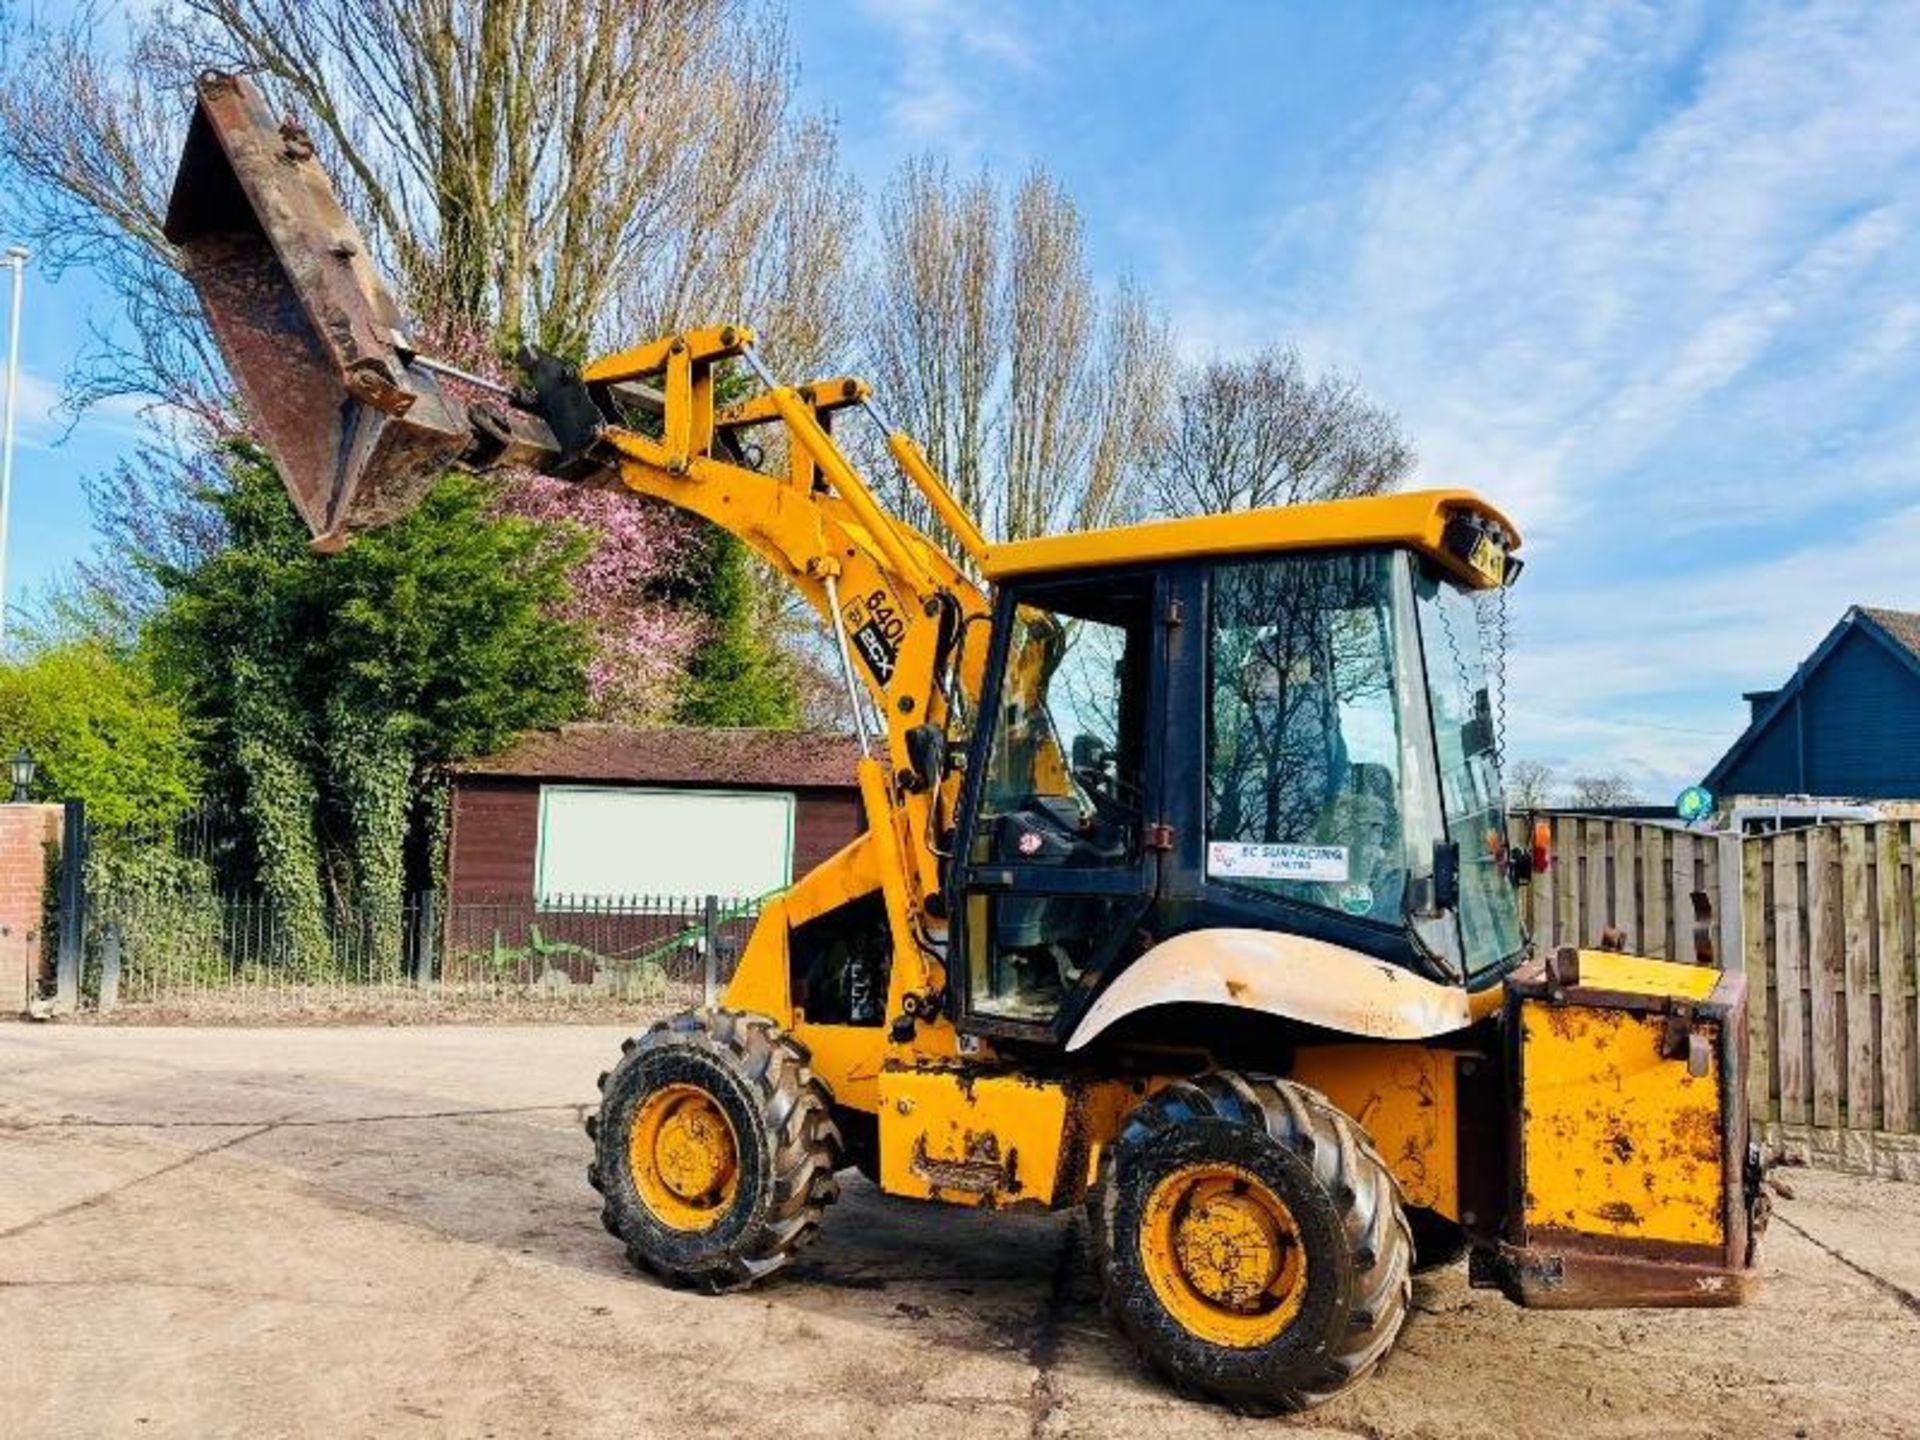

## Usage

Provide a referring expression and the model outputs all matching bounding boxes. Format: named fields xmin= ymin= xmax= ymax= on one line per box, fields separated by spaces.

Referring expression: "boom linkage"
xmin=162 ymin=68 xmax=984 ymax=985
xmin=505 ymin=324 xmax=992 ymax=939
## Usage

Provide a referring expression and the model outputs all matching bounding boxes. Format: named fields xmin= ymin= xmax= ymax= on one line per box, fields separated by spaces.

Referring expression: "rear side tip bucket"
xmin=166 ymin=71 xmax=471 ymax=546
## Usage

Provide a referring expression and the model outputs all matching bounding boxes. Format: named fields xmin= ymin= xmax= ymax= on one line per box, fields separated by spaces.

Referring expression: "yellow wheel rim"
xmin=1139 ymin=1162 xmax=1309 ymax=1348
xmin=628 ymin=1083 xmax=740 ymax=1232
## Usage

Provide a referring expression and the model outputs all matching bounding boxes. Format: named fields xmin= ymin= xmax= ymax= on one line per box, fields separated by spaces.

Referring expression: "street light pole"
xmin=0 ymin=246 xmax=27 ymax=649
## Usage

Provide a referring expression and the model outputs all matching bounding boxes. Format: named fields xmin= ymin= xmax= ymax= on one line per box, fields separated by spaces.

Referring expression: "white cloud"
xmin=853 ymin=0 xmax=1038 ymax=153
xmin=3 ymin=370 xmax=66 ymax=447
xmin=3 ymin=368 xmax=153 ymax=456
xmin=1325 ymin=2 xmax=1920 ymax=528
xmin=1157 ymin=0 xmax=1920 ymax=795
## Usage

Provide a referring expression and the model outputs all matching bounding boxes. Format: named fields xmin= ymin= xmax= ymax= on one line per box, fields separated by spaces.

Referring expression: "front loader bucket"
xmin=164 ymin=71 xmax=469 ymax=548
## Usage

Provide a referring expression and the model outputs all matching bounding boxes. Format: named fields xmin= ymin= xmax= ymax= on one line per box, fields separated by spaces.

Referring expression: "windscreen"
xmin=1206 ymin=551 xmax=1440 ymax=930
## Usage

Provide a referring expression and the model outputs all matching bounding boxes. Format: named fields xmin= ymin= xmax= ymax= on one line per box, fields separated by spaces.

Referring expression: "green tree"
xmin=674 ymin=531 xmax=799 ymax=730
xmin=0 ymin=643 xmax=199 ymax=831
xmin=146 ymin=446 xmax=591 ymax=937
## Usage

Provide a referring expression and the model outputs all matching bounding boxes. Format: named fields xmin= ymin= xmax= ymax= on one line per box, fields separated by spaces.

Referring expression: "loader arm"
xmin=162 ymin=70 xmax=1008 ymax=961
xmin=548 ymin=324 xmax=997 ymax=923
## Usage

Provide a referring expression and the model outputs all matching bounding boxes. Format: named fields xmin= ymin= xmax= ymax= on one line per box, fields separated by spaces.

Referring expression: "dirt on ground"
xmin=1 ymin=1023 xmax=1916 ymax=1439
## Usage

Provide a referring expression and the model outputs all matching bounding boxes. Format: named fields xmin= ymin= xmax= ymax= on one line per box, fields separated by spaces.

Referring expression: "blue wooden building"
xmin=1703 ymin=607 xmax=1920 ymax=801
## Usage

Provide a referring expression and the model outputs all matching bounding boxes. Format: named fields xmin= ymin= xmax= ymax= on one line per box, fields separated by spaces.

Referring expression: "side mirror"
xmin=1070 ymin=732 xmax=1111 ymax=774
xmin=1433 ymin=840 xmax=1461 ymax=911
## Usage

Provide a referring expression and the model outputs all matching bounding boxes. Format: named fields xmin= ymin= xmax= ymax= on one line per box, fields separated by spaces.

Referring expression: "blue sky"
xmin=789 ymin=0 xmax=1920 ymax=799
xmin=5 ymin=0 xmax=1919 ymax=802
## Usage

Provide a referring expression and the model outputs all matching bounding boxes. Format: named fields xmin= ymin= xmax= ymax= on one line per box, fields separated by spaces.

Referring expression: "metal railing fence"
xmin=86 ymin=890 xmax=763 ymax=1012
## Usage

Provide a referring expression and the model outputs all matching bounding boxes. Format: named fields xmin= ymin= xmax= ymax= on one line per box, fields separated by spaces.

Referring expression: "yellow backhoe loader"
xmin=166 ymin=72 xmax=1766 ymax=1412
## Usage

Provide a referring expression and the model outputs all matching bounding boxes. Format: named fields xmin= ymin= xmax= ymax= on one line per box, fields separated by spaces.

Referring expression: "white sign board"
xmin=1206 ymin=841 xmax=1349 ymax=884
xmin=536 ymin=786 xmax=794 ymax=904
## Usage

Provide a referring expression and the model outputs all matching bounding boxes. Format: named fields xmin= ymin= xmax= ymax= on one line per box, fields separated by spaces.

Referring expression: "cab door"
xmin=949 ymin=570 xmax=1166 ymax=1043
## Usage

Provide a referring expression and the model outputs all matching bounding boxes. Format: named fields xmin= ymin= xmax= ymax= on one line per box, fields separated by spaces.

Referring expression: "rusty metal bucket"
xmin=164 ymin=71 xmax=471 ymax=548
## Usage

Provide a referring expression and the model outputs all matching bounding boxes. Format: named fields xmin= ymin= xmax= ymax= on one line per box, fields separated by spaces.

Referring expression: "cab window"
xmin=979 ymin=602 xmax=1141 ymax=861
xmin=965 ymin=575 xmax=1151 ymax=1025
xmin=1206 ymin=552 xmax=1422 ymax=925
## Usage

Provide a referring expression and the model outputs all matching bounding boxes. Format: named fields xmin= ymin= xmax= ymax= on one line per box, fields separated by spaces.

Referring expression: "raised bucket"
xmin=164 ymin=71 xmax=470 ymax=548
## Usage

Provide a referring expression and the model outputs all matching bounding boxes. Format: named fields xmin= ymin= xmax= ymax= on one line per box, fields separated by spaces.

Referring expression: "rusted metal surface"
xmin=1291 ymin=1043 xmax=1463 ymax=1215
xmin=1063 ymin=927 xmax=1475 ymax=1051
xmin=907 ymin=1130 xmax=1015 ymax=1196
xmin=1474 ymin=1241 xmax=1759 ymax=1309
xmin=1490 ymin=953 xmax=1766 ymax=1308
xmin=876 ymin=1063 xmax=1142 ymax=1210
xmin=164 ymin=71 xmax=479 ymax=547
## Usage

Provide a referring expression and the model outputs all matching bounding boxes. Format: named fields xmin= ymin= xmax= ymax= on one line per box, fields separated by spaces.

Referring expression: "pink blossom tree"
xmin=497 ymin=479 xmax=703 ymax=721
xmin=412 ymin=320 xmax=706 ymax=723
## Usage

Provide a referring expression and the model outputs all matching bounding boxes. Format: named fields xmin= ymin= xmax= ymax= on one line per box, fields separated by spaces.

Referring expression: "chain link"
xmin=1476 ymin=585 xmax=1512 ymax=776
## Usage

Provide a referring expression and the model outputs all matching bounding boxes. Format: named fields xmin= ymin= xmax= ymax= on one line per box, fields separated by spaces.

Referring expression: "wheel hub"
xmin=1139 ymin=1163 xmax=1309 ymax=1347
xmin=629 ymin=1084 xmax=739 ymax=1230
xmin=1174 ymin=1189 xmax=1284 ymax=1308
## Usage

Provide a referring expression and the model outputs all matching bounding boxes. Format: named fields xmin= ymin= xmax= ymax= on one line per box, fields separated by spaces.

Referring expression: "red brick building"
xmin=446 ymin=725 xmax=864 ymax=904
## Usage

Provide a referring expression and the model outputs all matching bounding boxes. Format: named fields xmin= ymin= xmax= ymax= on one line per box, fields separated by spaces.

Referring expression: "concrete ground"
xmin=2 ymin=1025 xmax=1916 ymax=1440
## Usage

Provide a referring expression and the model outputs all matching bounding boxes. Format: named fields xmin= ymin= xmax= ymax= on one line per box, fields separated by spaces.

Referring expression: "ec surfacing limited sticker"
xmin=1207 ymin=841 xmax=1350 ymax=884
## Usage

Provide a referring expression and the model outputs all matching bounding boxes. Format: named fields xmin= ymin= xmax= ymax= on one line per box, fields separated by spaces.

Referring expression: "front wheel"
xmin=1090 ymin=1073 xmax=1412 ymax=1413
xmin=586 ymin=1009 xmax=839 ymax=1292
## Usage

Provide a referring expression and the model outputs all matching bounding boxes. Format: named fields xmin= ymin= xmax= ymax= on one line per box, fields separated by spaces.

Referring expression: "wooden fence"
xmin=1513 ymin=813 xmax=1920 ymax=1180
xmin=1514 ymin=814 xmax=1722 ymax=966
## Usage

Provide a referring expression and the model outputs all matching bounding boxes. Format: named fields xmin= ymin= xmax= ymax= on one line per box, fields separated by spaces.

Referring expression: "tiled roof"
xmin=451 ymin=724 xmax=862 ymax=788
xmin=1861 ymin=607 xmax=1920 ymax=662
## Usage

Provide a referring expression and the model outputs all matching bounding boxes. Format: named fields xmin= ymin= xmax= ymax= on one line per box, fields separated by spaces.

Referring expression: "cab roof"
xmin=979 ymin=488 xmax=1521 ymax=588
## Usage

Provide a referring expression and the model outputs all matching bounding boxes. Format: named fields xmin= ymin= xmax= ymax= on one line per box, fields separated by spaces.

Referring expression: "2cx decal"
xmin=841 ymin=587 xmax=905 ymax=684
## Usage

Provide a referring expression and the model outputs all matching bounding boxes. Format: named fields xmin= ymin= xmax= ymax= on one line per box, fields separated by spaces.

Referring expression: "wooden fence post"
xmin=1775 ymin=832 xmax=1808 ymax=1127
xmin=1742 ymin=835 xmax=1772 ymax=1120
xmin=1716 ymin=830 xmax=1744 ymax=975
xmin=1554 ymin=816 xmax=1575 ymax=952
xmin=1808 ymin=828 xmax=1844 ymax=1131
xmin=1643 ymin=826 xmax=1668 ymax=960
xmin=1871 ymin=824 xmax=1909 ymax=1136
xmin=1582 ymin=818 xmax=1606 ymax=946
xmin=1841 ymin=825 xmax=1876 ymax=1136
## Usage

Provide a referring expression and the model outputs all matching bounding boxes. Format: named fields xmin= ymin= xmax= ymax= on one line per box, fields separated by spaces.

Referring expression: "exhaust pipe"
xmin=164 ymin=71 xmax=484 ymax=548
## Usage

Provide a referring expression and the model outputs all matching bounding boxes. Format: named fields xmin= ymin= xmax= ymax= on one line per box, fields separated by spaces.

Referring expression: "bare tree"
xmin=1565 ymin=772 xmax=1642 ymax=809
xmin=865 ymin=157 xmax=1173 ymax=545
xmin=1148 ymin=346 xmax=1413 ymax=517
xmin=0 ymin=14 xmax=230 ymax=422
xmin=0 ymin=1 xmax=861 ymax=413
xmin=1505 ymin=759 xmax=1557 ymax=812
xmin=1 ymin=0 xmax=863 ymax=722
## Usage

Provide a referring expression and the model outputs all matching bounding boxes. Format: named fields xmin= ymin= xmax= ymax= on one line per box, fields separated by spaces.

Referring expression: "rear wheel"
xmin=1090 ymin=1073 xmax=1412 ymax=1413
xmin=587 ymin=1009 xmax=839 ymax=1292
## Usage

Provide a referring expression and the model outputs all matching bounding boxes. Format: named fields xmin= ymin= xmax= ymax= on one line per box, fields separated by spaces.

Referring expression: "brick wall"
xmin=0 ymin=804 xmax=63 ymax=1014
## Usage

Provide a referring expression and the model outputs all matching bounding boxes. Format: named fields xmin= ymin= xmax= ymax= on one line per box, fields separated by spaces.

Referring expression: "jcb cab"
xmin=168 ymin=71 xmax=1766 ymax=1414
